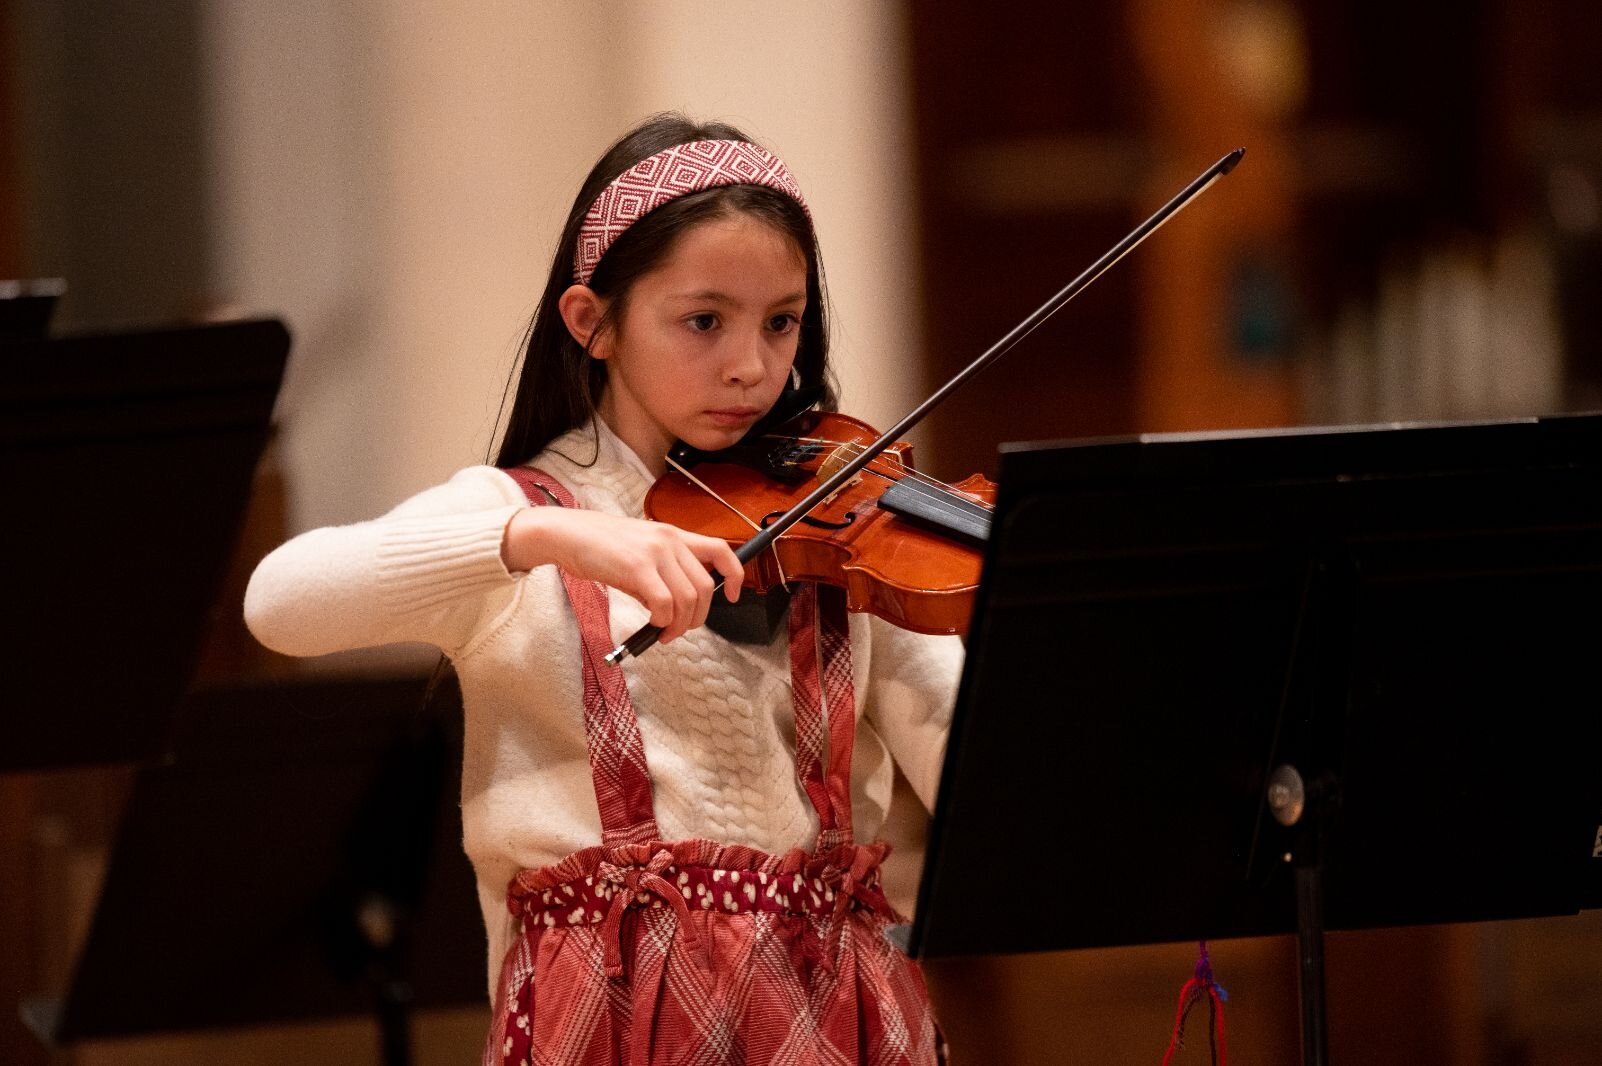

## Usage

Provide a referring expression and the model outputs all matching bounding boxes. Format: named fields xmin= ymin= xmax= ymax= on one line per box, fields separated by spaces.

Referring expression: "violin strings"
xmin=767 ymin=435 xmax=991 ymax=527
xmin=758 ymin=434 xmax=994 ymax=510
xmin=852 ymin=463 xmax=994 ymax=528
xmin=827 ymin=441 xmax=994 ymax=509
xmin=815 ymin=444 xmax=993 ymax=530
xmin=707 ymin=430 xmax=987 ymax=535
xmin=663 ymin=454 xmax=790 ymax=590
xmin=762 ymin=434 xmax=985 ymax=507
xmin=765 ymin=435 xmax=990 ymax=530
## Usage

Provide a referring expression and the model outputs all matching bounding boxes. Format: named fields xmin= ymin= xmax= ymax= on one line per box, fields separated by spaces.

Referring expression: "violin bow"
xmin=605 ymin=147 xmax=1246 ymax=665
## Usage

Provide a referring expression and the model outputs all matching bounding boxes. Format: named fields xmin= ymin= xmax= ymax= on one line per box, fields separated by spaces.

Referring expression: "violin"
xmin=645 ymin=409 xmax=996 ymax=637
xmin=607 ymin=147 xmax=1246 ymax=665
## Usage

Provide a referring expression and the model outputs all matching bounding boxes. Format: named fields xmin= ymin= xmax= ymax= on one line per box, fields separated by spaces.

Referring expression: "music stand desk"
xmin=912 ymin=414 xmax=1602 ymax=1064
xmin=2 ymin=318 xmax=289 ymax=771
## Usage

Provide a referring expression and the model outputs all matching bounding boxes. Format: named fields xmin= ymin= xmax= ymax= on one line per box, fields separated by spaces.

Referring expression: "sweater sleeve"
xmin=243 ymin=465 xmax=529 ymax=659
xmin=862 ymin=619 xmax=964 ymax=813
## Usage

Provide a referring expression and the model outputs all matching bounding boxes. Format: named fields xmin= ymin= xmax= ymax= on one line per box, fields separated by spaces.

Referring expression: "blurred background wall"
xmin=14 ymin=0 xmax=926 ymax=532
xmin=3 ymin=1 xmax=1600 ymax=1064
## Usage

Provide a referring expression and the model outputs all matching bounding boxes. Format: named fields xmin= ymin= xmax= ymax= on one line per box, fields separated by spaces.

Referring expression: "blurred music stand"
xmin=6 ymin=316 xmax=488 ymax=1061
xmin=0 ymin=277 xmax=65 ymax=340
xmin=23 ymin=674 xmax=488 ymax=1064
xmin=1 ymin=317 xmax=289 ymax=771
xmin=911 ymin=414 xmax=1602 ymax=1066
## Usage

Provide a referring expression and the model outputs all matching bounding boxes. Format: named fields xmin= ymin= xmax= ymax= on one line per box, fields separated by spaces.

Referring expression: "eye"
xmin=767 ymin=313 xmax=800 ymax=334
xmin=686 ymin=313 xmax=718 ymax=333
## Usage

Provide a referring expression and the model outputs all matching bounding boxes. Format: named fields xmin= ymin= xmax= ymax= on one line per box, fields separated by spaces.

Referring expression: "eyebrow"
xmin=671 ymin=289 xmax=807 ymax=306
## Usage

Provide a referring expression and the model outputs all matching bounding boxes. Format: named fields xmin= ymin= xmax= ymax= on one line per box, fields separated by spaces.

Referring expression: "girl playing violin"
xmin=245 ymin=113 xmax=961 ymax=1065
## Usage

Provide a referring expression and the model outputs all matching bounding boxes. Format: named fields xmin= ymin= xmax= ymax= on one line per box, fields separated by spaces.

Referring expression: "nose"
xmin=722 ymin=329 xmax=767 ymax=388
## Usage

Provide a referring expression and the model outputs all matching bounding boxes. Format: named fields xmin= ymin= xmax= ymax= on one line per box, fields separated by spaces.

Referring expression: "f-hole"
xmin=761 ymin=510 xmax=856 ymax=531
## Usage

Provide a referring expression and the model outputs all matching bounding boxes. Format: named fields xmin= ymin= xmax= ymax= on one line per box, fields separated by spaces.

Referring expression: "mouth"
xmin=703 ymin=406 xmax=762 ymax=427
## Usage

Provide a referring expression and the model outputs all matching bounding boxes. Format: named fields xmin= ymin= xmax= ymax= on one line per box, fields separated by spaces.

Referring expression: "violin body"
xmin=645 ymin=411 xmax=995 ymax=636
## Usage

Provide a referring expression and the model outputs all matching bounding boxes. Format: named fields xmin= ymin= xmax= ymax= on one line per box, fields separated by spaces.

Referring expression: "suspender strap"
xmin=788 ymin=582 xmax=857 ymax=850
xmin=501 ymin=467 xmax=661 ymax=846
xmin=500 ymin=465 xmax=859 ymax=850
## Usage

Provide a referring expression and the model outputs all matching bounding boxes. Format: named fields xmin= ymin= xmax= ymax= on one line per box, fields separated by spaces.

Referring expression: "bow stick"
xmin=605 ymin=147 xmax=1246 ymax=665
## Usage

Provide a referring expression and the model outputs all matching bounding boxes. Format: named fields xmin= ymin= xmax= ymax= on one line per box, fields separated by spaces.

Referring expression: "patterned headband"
xmin=573 ymin=139 xmax=810 ymax=286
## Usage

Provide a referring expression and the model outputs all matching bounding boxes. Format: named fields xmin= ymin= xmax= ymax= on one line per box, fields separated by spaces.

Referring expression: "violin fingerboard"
xmin=877 ymin=479 xmax=991 ymax=546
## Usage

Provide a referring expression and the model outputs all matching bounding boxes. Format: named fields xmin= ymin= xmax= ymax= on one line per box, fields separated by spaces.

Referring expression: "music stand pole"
xmin=355 ymin=894 xmax=416 ymax=1066
xmin=1275 ymin=770 xmax=1336 ymax=1066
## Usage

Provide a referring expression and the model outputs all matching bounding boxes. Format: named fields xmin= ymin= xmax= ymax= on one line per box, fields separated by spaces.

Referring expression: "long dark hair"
xmin=490 ymin=113 xmax=834 ymax=469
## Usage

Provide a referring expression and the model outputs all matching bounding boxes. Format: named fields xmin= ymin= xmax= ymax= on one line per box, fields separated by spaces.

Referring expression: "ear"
xmin=558 ymin=284 xmax=611 ymax=357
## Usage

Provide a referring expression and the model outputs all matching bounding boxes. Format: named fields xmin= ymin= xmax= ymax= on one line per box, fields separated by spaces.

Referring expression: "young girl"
xmin=245 ymin=114 xmax=962 ymax=1065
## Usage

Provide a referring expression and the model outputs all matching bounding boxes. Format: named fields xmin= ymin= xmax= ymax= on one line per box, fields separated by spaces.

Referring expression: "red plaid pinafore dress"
xmin=486 ymin=468 xmax=942 ymax=1066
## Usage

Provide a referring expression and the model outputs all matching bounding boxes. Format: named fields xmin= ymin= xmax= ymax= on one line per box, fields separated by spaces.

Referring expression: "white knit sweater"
xmin=243 ymin=419 xmax=964 ymax=996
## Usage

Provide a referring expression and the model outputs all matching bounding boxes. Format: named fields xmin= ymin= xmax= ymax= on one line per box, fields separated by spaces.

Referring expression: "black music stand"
xmin=911 ymin=413 xmax=1602 ymax=1066
xmin=0 ymin=277 xmax=65 ymax=340
xmin=23 ymin=673 xmax=488 ymax=1063
xmin=1 ymin=317 xmax=289 ymax=771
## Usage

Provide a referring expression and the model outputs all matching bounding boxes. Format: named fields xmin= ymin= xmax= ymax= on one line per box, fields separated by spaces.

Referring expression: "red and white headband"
xmin=573 ymin=139 xmax=810 ymax=286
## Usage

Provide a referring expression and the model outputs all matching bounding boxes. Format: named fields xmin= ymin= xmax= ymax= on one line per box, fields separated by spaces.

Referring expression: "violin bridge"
xmin=817 ymin=475 xmax=859 ymax=511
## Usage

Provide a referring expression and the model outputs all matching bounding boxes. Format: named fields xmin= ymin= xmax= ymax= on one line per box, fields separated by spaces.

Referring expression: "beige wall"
xmin=201 ymin=1 xmax=925 ymax=534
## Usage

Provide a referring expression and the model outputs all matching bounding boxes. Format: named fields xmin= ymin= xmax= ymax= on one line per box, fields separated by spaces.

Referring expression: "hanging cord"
xmin=1162 ymin=940 xmax=1228 ymax=1066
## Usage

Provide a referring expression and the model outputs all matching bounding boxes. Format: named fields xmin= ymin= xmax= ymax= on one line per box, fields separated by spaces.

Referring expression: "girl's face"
xmin=579 ymin=213 xmax=808 ymax=473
